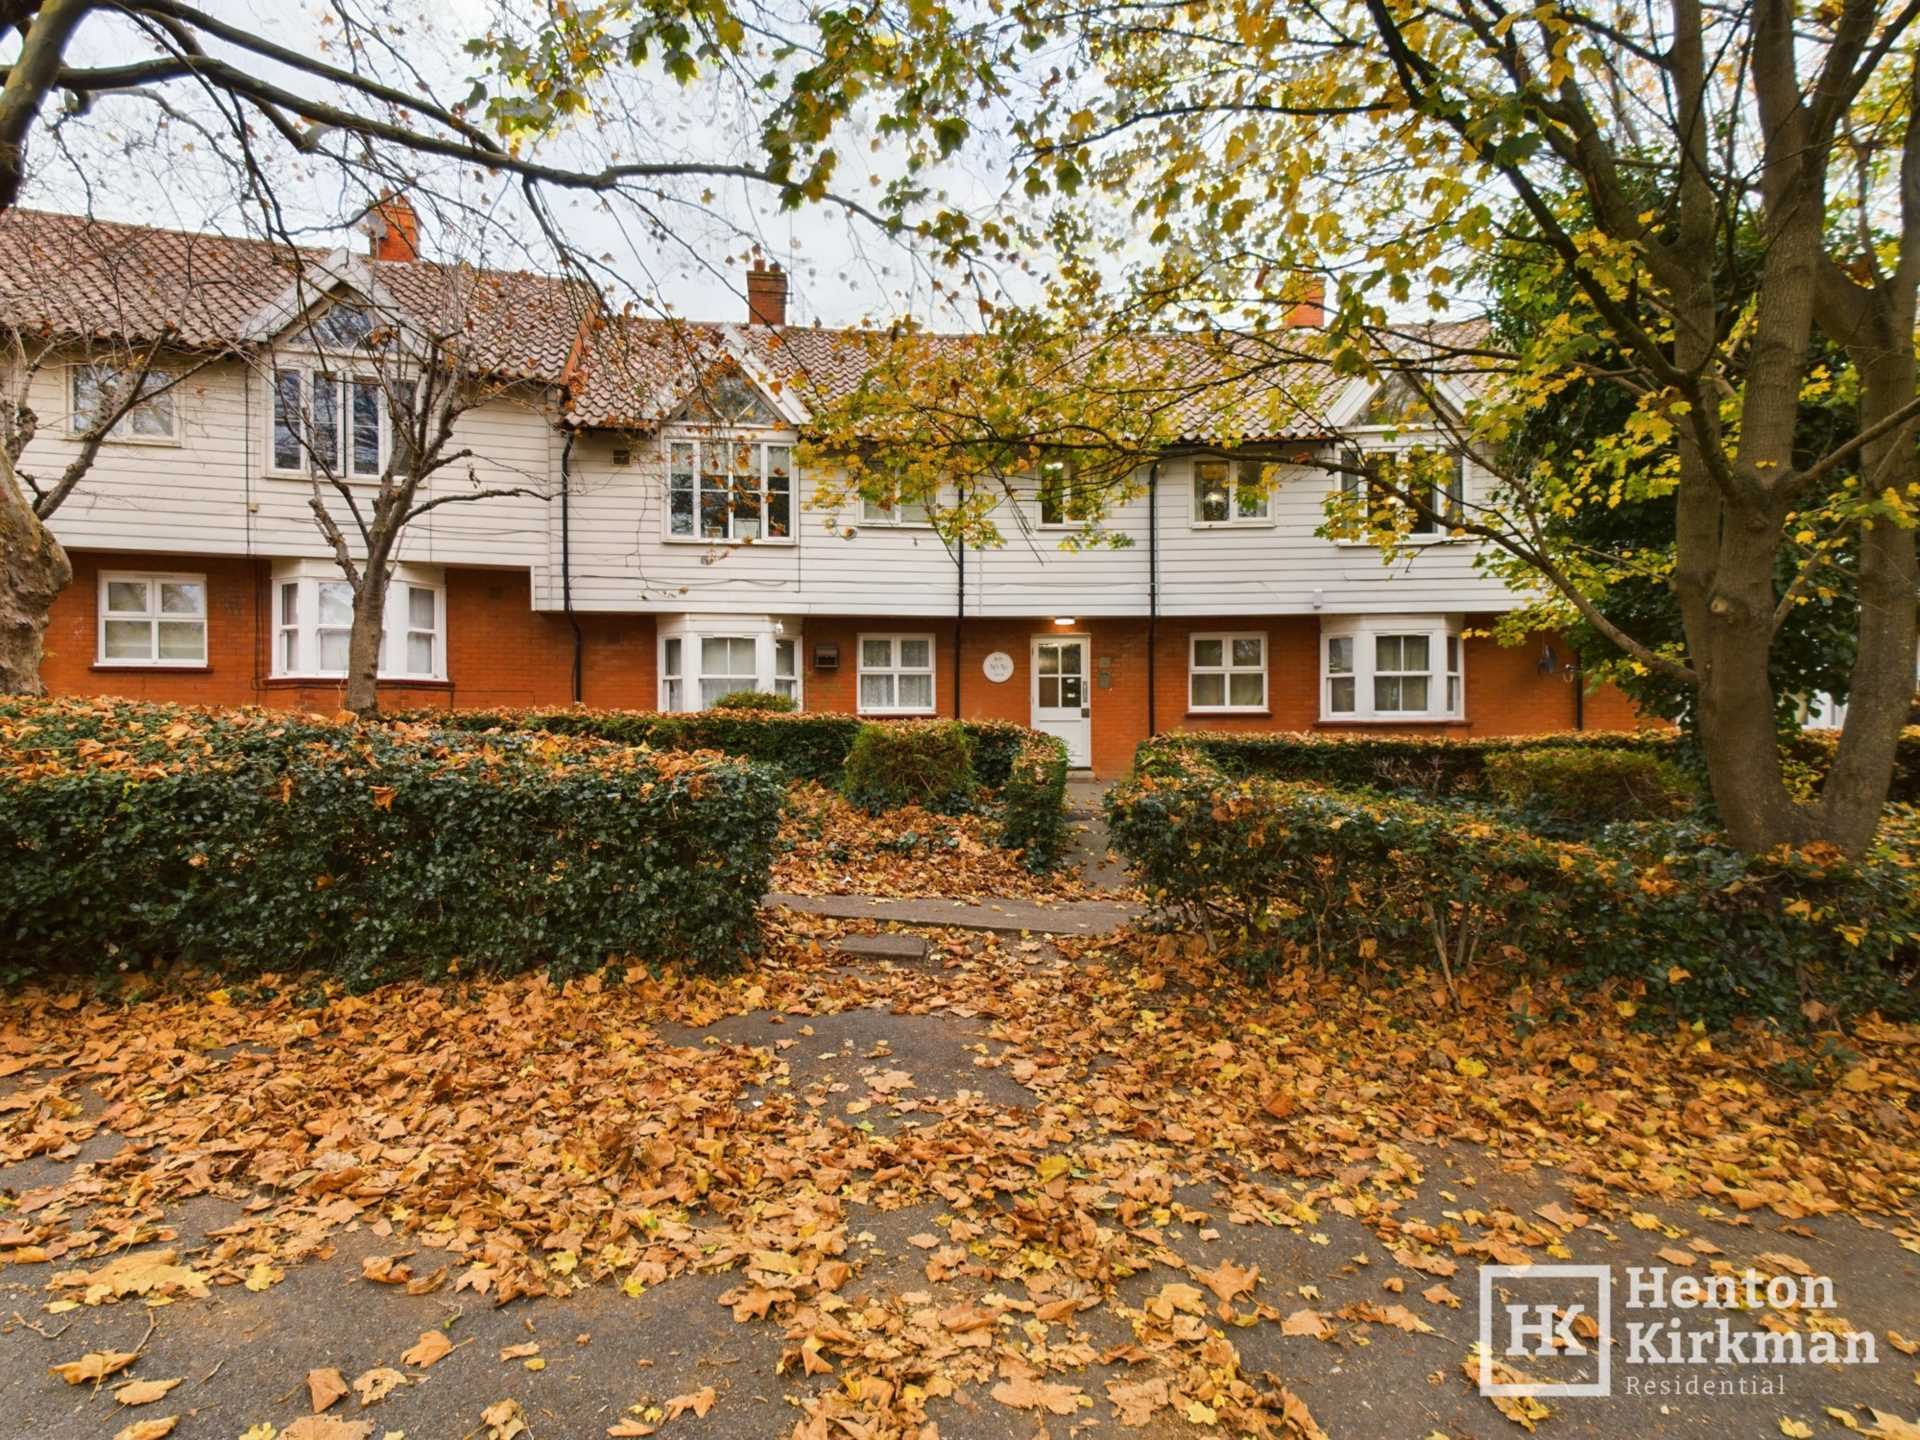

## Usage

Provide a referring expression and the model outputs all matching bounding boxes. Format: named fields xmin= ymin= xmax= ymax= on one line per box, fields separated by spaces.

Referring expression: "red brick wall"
xmin=43 ymin=551 xmax=656 ymax=713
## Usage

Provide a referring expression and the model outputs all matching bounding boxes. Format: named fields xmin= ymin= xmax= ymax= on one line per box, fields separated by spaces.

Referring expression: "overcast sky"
xmin=14 ymin=0 xmax=1032 ymax=330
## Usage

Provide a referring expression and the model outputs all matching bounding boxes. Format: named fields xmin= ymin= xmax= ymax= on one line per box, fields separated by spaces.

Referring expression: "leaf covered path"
xmin=2 ymin=910 xmax=1918 ymax=1439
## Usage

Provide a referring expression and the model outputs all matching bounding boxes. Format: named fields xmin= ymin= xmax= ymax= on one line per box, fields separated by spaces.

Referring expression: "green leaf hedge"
xmin=999 ymin=732 xmax=1072 ymax=872
xmin=0 ymin=699 xmax=782 ymax=986
xmin=1107 ymin=741 xmax=1919 ymax=1026
xmin=411 ymin=708 xmax=1068 ymax=868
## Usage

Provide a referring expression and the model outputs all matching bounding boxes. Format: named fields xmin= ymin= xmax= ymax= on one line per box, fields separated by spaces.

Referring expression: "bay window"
xmin=698 ymin=635 xmax=759 ymax=707
xmin=667 ymin=439 xmax=793 ymax=541
xmin=98 ymin=572 xmax=205 ymax=665
xmin=270 ymin=563 xmax=444 ymax=680
xmin=774 ymin=638 xmax=801 ymax=703
xmin=858 ymin=634 xmax=935 ymax=713
xmin=1192 ymin=459 xmax=1270 ymax=525
xmin=1321 ymin=616 xmax=1464 ymax=721
xmin=655 ymin=617 xmax=804 ymax=712
xmin=1189 ymin=633 xmax=1267 ymax=711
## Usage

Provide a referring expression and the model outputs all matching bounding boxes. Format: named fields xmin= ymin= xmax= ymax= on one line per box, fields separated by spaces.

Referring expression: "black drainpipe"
xmin=560 ymin=426 xmax=583 ymax=704
xmin=952 ymin=533 xmax=965 ymax=719
xmin=1146 ymin=461 xmax=1159 ymax=736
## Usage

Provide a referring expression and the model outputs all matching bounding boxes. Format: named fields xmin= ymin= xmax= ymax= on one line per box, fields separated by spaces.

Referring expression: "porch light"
xmin=1053 ymin=616 xmax=1076 ymax=626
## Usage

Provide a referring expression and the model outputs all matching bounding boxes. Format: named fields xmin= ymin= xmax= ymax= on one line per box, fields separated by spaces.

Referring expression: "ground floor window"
xmin=98 ymin=572 xmax=206 ymax=665
xmin=858 ymin=633 xmax=935 ymax=713
xmin=1321 ymin=616 xmax=1464 ymax=721
xmin=270 ymin=564 xmax=444 ymax=680
xmin=1188 ymin=632 xmax=1267 ymax=711
xmin=656 ymin=618 xmax=804 ymax=711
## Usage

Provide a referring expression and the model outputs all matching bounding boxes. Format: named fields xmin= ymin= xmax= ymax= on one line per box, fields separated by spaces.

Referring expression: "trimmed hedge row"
xmin=0 ymin=699 xmax=782 ymax=986
xmin=1136 ymin=726 xmax=1920 ymax=805
xmin=843 ymin=720 xmax=976 ymax=813
xmin=1107 ymin=743 xmax=1919 ymax=1025
xmin=415 ymin=708 xmax=1038 ymax=789
xmin=999 ymin=732 xmax=1072 ymax=872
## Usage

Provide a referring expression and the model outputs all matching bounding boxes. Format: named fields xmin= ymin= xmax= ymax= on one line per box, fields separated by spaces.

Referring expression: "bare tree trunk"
xmin=343 ymin=568 xmax=387 ymax=719
xmin=0 ymin=463 xmax=70 ymax=694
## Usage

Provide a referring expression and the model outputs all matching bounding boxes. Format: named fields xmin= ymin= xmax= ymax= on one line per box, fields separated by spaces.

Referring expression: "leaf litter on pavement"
xmin=2 ymin=914 xmax=1916 ymax=1437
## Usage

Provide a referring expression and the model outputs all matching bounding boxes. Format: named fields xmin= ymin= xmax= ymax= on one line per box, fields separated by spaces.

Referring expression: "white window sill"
xmin=1318 ymin=713 xmax=1467 ymax=725
xmin=76 ymin=433 xmax=183 ymax=448
xmin=1334 ymin=534 xmax=1466 ymax=547
xmin=93 ymin=659 xmax=206 ymax=670
xmin=271 ymin=672 xmax=448 ymax=684
xmin=661 ymin=534 xmax=797 ymax=546
xmin=858 ymin=709 xmax=938 ymax=718
xmin=1188 ymin=705 xmax=1269 ymax=715
xmin=265 ymin=470 xmax=396 ymax=487
xmin=1190 ymin=519 xmax=1275 ymax=530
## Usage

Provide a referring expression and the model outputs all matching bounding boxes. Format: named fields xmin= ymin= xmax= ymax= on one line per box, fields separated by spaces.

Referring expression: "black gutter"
xmin=560 ymin=426 xmax=583 ymax=704
xmin=952 ymin=532 xmax=964 ymax=719
xmin=1146 ymin=461 xmax=1159 ymax=736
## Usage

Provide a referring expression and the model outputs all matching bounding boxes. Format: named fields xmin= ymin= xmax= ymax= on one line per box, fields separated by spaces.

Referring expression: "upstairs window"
xmin=862 ymin=489 xmax=933 ymax=526
xmin=667 ymin=440 xmax=793 ymax=541
xmin=1192 ymin=458 xmax=1271 ymax=525
xmin=1341 ymin=449 xmax=1465 ymax=535
xmin=71 ymin=364 xmax=178 ymax=441
xmin=98 ymin=572 xmax=205 ymax=665
xmin=272 ymin=370 xmax=403 ymax=480
xmin=1037 ymin=457 xmax=1081 ymax=527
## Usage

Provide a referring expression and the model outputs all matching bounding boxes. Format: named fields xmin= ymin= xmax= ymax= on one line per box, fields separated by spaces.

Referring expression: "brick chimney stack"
xmin=746 ymin=259 xmax=787 ymax=327
xmin=367 ymin=193 xmax=420 ymax=263
xmin=1285 ymin=276 xmax=1326 ymax=328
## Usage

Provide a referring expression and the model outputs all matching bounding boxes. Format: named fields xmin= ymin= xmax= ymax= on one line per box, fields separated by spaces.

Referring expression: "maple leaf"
xmin=482 ymin=1399 xmax=528 ymax=1439
xmin=1194 ymin=1258 xmax=1259 ymax=1303
xmin=114 ymin=1377 xmax=182 ymax=1405
xmin=663 ymin=1387 xmax=716 ymax=1421
xmin=50 ymin=1350 xmax=138 ymax=1384
xmin=402 ymin=1330 xmax=455 ymax=1367
xmin=308 ymin=1367 xmax=348 ymax=1413
xmin=991 ymin=1376 xmax=1086 ymax=1415
xmin=1281 ymin=1309 xmax=1333 ymax=1339
xmin=353 ymin=1367 xmax=405 ymax=1406
xmin=112 ymin=1420 xmax=177 ymax=1440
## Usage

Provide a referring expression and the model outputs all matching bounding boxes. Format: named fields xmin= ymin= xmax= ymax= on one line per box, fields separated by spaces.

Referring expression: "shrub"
xmin=0 ymin=698 xmax=782 ymax=987
xmin=999 ymin=732 xmax=1071 ymax=871
xmin=1106 ymin=743 xmax=1918 ymax=1026
xmin=1484 ymin=746 xmax=1699 ymax=827
xmin=712 ymin=690 xmax=797 ymax=713
xmin=842 ymin=720 xmax=976 ymax=814
xmin=419 ymin=708 xmax=863 ymax=784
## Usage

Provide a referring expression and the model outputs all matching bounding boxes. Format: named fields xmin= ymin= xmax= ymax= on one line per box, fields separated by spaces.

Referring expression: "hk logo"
xmin=1478 ymin=1265 xmax=1613 ymax=1397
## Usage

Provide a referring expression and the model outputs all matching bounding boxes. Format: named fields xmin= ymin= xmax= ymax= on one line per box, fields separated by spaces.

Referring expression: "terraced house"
xmin=4 ymin=201 xmax=1639 ymax=776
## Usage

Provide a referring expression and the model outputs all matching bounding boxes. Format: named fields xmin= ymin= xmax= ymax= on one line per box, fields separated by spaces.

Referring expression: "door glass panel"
xmin=1038 ymin=644 xmax=1060 ymax=676
xmin=1059 ymin=643 xmax=1084 ymax=675
xmin=1061 ymin=675 xmax=1083 ymax=707
xmin=1039 ymin=677 xmax=1060 ymax=708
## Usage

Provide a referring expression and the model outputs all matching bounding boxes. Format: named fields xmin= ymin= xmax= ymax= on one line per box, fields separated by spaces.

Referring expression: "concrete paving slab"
xmin=768 ymin=892 xmax=1141 ymax=935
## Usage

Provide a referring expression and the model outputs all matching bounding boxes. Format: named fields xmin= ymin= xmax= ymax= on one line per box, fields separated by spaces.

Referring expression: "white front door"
xmin=1031 ymin=636 xmax=1092 ymax=767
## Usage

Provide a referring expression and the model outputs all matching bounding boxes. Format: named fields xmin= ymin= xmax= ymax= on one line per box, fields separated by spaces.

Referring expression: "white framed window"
xmin=1320 ymin=616 xmax=1465 ymax=721
xmin=1037 ymin=457 xmax=1079 ymax=527
xmin=698 ymin=635 xmax=759 ymax=707
xmin=1189 ymin=632 xmax=1267 ymax=712
xmin=1191 ymin=459 xmax=1271 ymax=525
xmin=1340 ymin=447 xmax=1465 ymax=538
xmin=862 ymin=489 xmax=933 ymax=526
xmin=270 ymin=368 xmax=403 ymax=480
xmin=70 ymin=364 xmax=178 ymax=442
xmin=666 ymin=438 xmax=793 ymax=541
xmin=774 ymin=637 xmax=801 ymax=706
xmin=858 ymin=633 xmax=935 ymax=714
xmin=270 ymin=565 xmax=444 ymax=680
xmin=661 ymin=637 xmax=684 ymax=712
xmin=97 ymin=572 xmax=205 ymax=666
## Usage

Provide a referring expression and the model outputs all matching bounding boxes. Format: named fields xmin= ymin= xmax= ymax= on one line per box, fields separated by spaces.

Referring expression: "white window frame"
xmin=69 ymin=363 xmax=180 ymax=444
xmin=1036 ymin=458 xmax=1080 ymax=529
xmin=96 ymin=571 xmax=206 ymax=667
xmin=653 ymin=616 xmax=803 ymax=712
xmin=861 ymin=489 xmax=934 ymax=527
xmin=695 ymin=634 xmax=761 ymax=708
xmin=660 ymin=636 xmax=685 ymax=712
xmin=1336 ymin=442 xmax=1467 ymax=543
xmin=1190 ymin=458 xmax=1273 ymax=527
xmin=269 ymin=562 xmax=445 ymax=681
xmin=268 ymin=366 xmax=402 ymax=482
xmin=1188 ymin=632 xmax=1268 ymax=713
xmin=857 ymin=632 xmax=937 ymax=715
xmin=664 ymin=436 xmax=795 ymax=544
xmin=1319 ymin=615 xmax=1465 ymax=722
xmin=774 ymin=636 xmax=802 ymax=707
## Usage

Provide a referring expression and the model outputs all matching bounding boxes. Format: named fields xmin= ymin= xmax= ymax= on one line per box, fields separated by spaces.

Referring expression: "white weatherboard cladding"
xmin=30 ymin=355 xmax=1525 ymax=621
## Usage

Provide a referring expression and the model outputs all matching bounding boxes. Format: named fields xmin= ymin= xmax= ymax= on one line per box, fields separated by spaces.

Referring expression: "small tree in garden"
xmin=264 ymin=261 xmax=573 ymax=716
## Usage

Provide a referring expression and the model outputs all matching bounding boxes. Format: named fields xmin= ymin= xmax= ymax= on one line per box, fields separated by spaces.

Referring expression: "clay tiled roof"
xmin=0 ymin=207 xmax=1490 ymax=441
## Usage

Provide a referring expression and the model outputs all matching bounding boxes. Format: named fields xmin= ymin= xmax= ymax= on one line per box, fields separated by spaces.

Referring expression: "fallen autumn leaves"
xmin=2 ymin=915 xmax=1917 ymax=1437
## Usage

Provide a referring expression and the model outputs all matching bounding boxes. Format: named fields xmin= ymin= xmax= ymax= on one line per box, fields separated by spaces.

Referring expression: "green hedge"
xmin=1484 ymin=746 xmax=1699 ymax=827
xmin=999 ymin=732 xmax=1071 ymax=872
xmin=1107 ymin=744 xmax=1919 ymax=1025
xmin=1138 ymin=726 xmax=1920 ymax=806
xmin=0 ymin=699 xmax=782 ymax=987
xmin=843 ymin=720 xmax=976 ymax=813
xmin=416 ymin=708 xmax=1038 ymax=789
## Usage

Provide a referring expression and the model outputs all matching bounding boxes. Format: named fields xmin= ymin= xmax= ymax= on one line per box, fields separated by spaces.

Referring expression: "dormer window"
xmin=679 ymin=371 xmax=780 ymax=427
xmin=301 ymin=302 xmax=376 ymax=351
